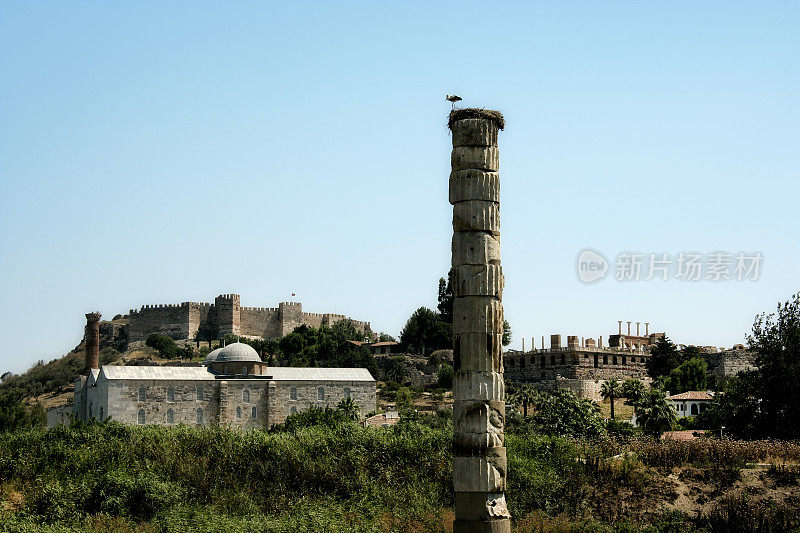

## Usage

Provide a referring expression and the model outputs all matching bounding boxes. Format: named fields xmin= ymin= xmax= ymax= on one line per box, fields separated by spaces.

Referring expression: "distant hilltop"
xmin=100 ymin=294 xmax=374 ymax=348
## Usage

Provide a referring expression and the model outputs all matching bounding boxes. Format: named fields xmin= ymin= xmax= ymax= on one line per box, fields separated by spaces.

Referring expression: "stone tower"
xmin=84 ymin=312 xmax=101 ymax=374
xmin=214 ymin=294 xmax=241 ymax=336
xmin=448 ymin=108 xmax=510 ymax=533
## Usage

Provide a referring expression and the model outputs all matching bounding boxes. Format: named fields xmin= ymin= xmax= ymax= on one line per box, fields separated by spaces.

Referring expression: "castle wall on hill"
xmin=504 ymin=347 xmax=650 ymax=383
xmin=128 ymin=304 xmax=191 ymax=342
xmin=126 ymin=295 xmax=373 ymax=343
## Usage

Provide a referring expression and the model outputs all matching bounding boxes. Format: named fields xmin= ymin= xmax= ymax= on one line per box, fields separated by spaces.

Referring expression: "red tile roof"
xmin=371 ymin=341 xmax=399 ymax=347
xmin=667 ymin=391 xmax=714 ymax=401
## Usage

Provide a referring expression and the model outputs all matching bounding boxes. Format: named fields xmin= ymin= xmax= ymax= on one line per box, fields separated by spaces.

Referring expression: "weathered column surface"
xmin=449 ymin=108 xmax=510 ymax=533
xmin=84 ymin=312 xmax=101 ymax=374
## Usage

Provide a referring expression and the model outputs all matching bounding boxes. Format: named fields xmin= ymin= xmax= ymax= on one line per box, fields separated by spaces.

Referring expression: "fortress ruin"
xmin=113 ymin=294 xmax=373 ymax=344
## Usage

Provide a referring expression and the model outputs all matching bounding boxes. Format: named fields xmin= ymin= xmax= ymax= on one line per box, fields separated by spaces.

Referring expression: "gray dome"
xmin=203 ymin=347 xmax=223 ymax=365
xmin=216 ymin=342 xmax=261 ymax=363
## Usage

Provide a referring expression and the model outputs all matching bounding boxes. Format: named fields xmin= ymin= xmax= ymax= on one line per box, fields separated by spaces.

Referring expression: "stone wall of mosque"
xmin=105 ymin=380 xmax=221 ymax=426
xmin=267 ymin=380 xmax=377 ymax=426
xmin=70 ymin=377 xmax=376 ymax=429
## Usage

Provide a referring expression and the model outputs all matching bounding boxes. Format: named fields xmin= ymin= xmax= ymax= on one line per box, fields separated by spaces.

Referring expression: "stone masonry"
xmin=449 ymin=108 xmax=510 ymax=533
xmin=123 ymin=294 xmax=373 ymax=343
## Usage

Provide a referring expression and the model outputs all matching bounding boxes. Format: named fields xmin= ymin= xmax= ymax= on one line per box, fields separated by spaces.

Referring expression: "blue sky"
xmin=1 ymin=2 xmax=798 ymax=374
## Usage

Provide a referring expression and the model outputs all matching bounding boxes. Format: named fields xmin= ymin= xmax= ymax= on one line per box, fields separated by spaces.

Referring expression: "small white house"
xmin=667 ymin=390 xmax=714 ymax=418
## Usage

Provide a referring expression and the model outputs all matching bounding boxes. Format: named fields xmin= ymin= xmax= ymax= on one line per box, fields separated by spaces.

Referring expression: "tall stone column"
xmin=84 ymin=312 xmax=101 ymax=374
xmin=448 ymin=108 xmax=510 ymax=533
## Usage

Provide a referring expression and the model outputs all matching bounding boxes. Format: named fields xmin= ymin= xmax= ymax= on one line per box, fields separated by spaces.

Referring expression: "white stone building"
xmin=64 ymin=342 xmax=376 ymax=429
xmin=667 ymin=390 xmax=714 ymax=418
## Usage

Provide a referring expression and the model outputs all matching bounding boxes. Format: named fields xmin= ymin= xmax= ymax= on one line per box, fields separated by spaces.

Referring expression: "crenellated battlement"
xmin=124 ymin=294 xmax=372 ymax=343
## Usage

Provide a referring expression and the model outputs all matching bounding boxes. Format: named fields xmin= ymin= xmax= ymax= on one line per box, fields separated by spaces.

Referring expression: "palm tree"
xmin=336 ymin=397 xmax=360 ymax=421
xmin=634 ymin=388 xmax=677 ymax=436
xmin=621 ymin=379 xmax=646 ymax=404
xmin=507 ymin=384 xmax=537 ymax=417
xmin=386 ymin=357 xmax=408 ymax=384
xmin=601 ymin=379 xmax=622 ymax=420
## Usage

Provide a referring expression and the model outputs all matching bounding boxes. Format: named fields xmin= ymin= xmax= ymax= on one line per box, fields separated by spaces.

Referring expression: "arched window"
xmin=137 ymin=409 xmax=145 ymax=425
xmin=290 ymin=407 xmax=297 ymax=414
xmin=236 ymin=406 xmax=242 ymax=419
xmin=167 ymin=387 xmax=175 ymax=402
xmin=196 ymin=408 xmax=203 ymax=425
xmin=196 ymin=387 xmax=203 ymax=401
xmin=622 ymin=357 xmax=627 ymax=365
xmin=251 ymin=406 xmax=257 ymax=419
xmin=690 ymin=404 xmax=698 ymax=416
xmin=138 ymin=388 xmax=146 ymax=402
xmin=99 ymin=407 xmax=104 ymax=419
xmin=560 ymin=354 xmax=565 ymax=365
xmin=550 ymin=355 xmax=555 ymax=365
xmin=519 ymin=357 xmax=525 ymax=368
xmin=166 ymin=409 xmax=174 ymax=424
xmin=540 ymin=356 xmax=545 ymax=368
xmin=290 ymin=387 xmax=298 ymax=400
xmin=613 ymin=356 xmax=618 ymax=365
xmin=317 ymin=387 xmax=325 ymax=401
xmin=344 ymin=387 xmax=351 ymax=398
xmin=243 ymin=390 xmax=250 ymax=403
xmin=603 ymin=355 xmax=608 ymax=365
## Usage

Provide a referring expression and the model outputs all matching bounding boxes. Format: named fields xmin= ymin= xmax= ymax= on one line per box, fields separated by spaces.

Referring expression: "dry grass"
xmin=630 ymin=438 xmax=800 ymax=468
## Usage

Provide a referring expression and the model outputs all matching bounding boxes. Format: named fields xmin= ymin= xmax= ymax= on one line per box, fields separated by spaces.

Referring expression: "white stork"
xmin=446 ymin=94 xmax=462 ymax=109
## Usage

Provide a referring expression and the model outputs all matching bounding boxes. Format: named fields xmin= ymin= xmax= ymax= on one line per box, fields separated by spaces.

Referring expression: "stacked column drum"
xmin=448 ymin=109 xmax=510 ymax=533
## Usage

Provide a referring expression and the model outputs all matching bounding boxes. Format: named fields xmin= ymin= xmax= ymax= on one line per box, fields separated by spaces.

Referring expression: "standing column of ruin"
xmin=84 ymin=312 xmax=101 ymax=374
xmin=449 ymin=108 xmax=510 ymax=533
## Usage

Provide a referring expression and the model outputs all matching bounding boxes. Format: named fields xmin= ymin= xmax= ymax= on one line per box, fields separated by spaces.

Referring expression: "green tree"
xmin=706 ymin=292 xmax=800 ymax=439
xmin=747 ymin=292 xmax=800 ymax=439
xmin=0 ymin=388 xmax=44 ymax=432
xmin=336 ymin=397 xmax=360 ymax=421
xmin=663 ymin=357 xmax=708 ymax=394
xmin=646 ymin=335 xmax=682 ymax=379
xmin=400 ymin=307 xmax=451 ymax=355
xmin=600 ymin=379 xmax=622 ymax=420
xmin=502 ymin=319 xmax=512 ymax=346
xmin=634 ymin=388 xmax=677 ymax=436
xmin=696 ymin=372 xmax=760 ymax=437
xmin=437 ymin=363 xmax=454 ymax=389
xmin=145 ymin=334 xmax=178 ymax=359
xmin=396 ymin=387 xmax=414 ymax=413
xmin=378 ymin=332 xmax=396 ymax=342
xmin=621 ymin=379 xmax=646 ymax=404
xmin=221 ymin=333 xmax=240 ymax=345
xmin=329 ymin=319 xmax=368 ymax=343
xmin=279 ymin=333 xmax=306 ymax=357
xmin=528 ymin=389 xmax=606 ymax=438
xmin=386 ymin=356 xmax=408 ymax=384
xmin=437 ymin=270 xmax=454 ymax=324
xmin=508 ymin=383 xmax=537 ymax=418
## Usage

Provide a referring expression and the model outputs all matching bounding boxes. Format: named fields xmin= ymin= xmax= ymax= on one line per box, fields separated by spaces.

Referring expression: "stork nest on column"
xmin=448 ymin=108 xmax=505 ymax=130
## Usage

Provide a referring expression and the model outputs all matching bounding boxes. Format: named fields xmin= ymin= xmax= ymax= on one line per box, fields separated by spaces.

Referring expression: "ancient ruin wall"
xmin=449 ymin=109 xmax=510 ymax=533
xmin=127 ymin=304 xmax=192 ymax=342
xmin=127 ymin=296 xmax=373 ymax=343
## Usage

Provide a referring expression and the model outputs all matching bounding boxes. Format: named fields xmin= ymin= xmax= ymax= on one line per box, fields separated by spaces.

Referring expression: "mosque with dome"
xmin=71 ymin=340 xmax=376 ymax=429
